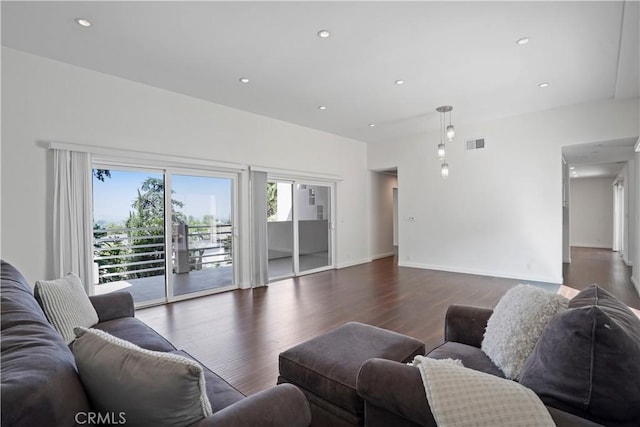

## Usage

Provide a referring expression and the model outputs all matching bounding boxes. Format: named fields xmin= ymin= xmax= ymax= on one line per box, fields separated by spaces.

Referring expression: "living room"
xmin=2 ymin=1 xmax=640 ymax=426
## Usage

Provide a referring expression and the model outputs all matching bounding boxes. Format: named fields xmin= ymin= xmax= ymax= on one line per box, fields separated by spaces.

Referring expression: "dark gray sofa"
xmin=1 ymin=260 xmax=311 ymax=426
xmin=357 ymin=304 xmax=609 ymax=427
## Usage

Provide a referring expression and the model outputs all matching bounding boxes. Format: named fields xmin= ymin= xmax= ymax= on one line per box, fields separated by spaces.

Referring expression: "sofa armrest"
xmin=444 ymin=304 xmax=493 ymax=348
xmin=89 ymin=291 xmax=134 ymax=322
xmin=357 ymin=358 xmax=436 ymax=427
xmin=193 ymin=384 xmax=311 ymax=427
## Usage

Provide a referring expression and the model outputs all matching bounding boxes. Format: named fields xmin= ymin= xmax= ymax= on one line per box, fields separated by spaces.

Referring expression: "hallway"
xmin=563 ymin=246 xmax=639 ymax=309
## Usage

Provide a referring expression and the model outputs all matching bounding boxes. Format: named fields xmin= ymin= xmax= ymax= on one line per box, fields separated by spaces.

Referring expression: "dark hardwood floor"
xmin=137 ymin=248 xmax=638 ymax=396
xmin=563 ymin=246 xmax=639 ymax=309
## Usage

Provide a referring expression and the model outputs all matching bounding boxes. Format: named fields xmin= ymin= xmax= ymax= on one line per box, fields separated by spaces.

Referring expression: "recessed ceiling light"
xmin=317 ymin=30 xmax=331 ymax=38
xmin=318 ymin=106 xmax=327 ymax=110
xmin=368 ymin=123 xmax=376 ymax=127
xmin=570 ymin=166 xmax=575 ymax=170
xmin=538 ymin=82 xmax=550 ymax=88
xmin=395 ymin=80 xmax=405 ymax=85
xmin=239 ymin=77 xmax=249 ymax=83
xmin=516 ymin=37 xmax=529 ymax=45
xmin=74 ymin=18 xmax=92 ymax=27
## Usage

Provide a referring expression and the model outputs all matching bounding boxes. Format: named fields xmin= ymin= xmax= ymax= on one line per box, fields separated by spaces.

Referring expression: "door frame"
xmin=267 ymin=175 xmax=337 ymax=280
xmin=92 ymin=161 xmax=241 ymax=308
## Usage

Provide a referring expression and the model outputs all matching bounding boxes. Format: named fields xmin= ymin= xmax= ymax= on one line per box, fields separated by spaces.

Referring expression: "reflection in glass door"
xmin=267 ymin=181 xmax=294 ymax=280
xmin=171 ymin=174 xmax=235 ymax=297
xmin=297 ymin=183 xmax=331 ymax=273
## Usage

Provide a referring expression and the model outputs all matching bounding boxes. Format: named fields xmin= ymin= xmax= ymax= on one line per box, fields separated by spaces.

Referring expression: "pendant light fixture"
xmin=436 ymin=105 xmax=454 ymax=178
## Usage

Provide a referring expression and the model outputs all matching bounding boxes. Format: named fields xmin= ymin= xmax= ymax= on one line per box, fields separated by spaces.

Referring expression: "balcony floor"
xmin=94 ymin=266 xmax=233 ymax=303
xmin=268 ymin=252 xmax=330 ymax=279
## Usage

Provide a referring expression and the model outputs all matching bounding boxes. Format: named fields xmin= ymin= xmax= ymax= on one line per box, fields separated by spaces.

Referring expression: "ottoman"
xmin=277 ymin=322 xmax=425 ymax=426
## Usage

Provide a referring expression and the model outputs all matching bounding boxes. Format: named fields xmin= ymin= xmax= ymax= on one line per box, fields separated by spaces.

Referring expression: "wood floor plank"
xmin=137 ymin=249 xmax=638 ymax=396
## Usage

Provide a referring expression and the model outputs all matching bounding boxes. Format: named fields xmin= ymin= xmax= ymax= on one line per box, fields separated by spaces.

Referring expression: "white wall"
xmin=569 ymin=178 xmax=614 ymax=248
xmin=0 ymin=47 xmax=370 ymax=285
xmin=370 ymin=172 xmax=397 ymax=259
xmin=614 ymin=160 xmax=637 ymax=266
xmin=633 ymin=149 xmax=640 ymax=295
xmin=369 ymin=97 xmax=639 ymax=284
xmin=562 ymin=159 xmax=571 ymax=262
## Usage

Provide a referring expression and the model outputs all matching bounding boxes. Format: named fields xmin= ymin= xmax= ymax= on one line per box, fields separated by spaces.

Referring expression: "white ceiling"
xmin=563 ymin=137 xmax=638 ymax=179
xmin=2 ymin=1 xmax=638 ymax=148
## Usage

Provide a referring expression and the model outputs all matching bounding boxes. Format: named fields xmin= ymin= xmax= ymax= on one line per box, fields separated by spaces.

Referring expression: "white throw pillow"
xmin=34 ymin=273 xmax=99 ymax=344
xmin=481 ymin=284 xmax=568 ymax=380
xmin=72 ymin=327 xmax=213 ymax=427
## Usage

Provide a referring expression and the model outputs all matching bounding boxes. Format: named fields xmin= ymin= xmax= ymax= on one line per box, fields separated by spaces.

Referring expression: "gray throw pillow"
xmin=520 ymin=284 xmax=640 ymax=424
xmin=34 ymin=273 xmax=99 ymax=344
xmin=72 ymin=327 xmax=213 ymax=427
xmin=481 ymin=284 xmax=568 ymax=380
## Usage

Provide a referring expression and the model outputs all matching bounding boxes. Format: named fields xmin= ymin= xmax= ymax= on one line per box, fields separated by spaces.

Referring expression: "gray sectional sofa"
xmin=0 ymin=260 xmax=311 ymax=426
xmin=357 ymin=300 xmax=640 ymax=427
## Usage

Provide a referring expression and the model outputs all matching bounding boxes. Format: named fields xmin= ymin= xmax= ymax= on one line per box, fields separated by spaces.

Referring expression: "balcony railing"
xmin=93 ymin=223 xmax=232 ymax=283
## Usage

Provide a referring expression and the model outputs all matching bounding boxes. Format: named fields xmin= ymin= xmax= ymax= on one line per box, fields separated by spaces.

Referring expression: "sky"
xmin=93 ymin=169 xmax=232 ymax=225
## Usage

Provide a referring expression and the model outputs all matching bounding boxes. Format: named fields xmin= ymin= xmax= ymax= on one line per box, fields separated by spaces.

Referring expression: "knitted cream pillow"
xmin=481 ymin=284 xmax=568 ymax=380
xmin=34 ymin=273 xmax=98 ymax=344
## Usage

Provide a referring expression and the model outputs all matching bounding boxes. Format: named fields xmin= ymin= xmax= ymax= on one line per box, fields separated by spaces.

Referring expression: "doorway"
xmin=370 ymin=169 xmax=398 ymax=260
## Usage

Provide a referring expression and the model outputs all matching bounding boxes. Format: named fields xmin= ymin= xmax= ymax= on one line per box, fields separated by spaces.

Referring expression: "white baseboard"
xmin=372 ymin=252 xmax=395 ymax=260
xmin=397 ymin=261 xmax=563 ymax=285
xmin=336 ymin=258 xmax=372 ymax=269
xmin=571 ymin=243 xmax=613 ymax=249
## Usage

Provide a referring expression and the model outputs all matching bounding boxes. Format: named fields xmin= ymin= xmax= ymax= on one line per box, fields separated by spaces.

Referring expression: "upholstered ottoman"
xmin=277 ymin=322 xmax=425 ymax=426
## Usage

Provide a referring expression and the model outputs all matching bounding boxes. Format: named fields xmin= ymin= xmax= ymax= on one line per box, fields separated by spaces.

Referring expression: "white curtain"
xmin=250 ymin=169 xmax=269 ymax=287
xmin=53 ymin=149 xmax=95 ymax=294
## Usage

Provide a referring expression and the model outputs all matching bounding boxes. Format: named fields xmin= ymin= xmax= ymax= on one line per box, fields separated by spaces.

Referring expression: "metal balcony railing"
xmin=93 ymin=223 xmax=232 ymax=283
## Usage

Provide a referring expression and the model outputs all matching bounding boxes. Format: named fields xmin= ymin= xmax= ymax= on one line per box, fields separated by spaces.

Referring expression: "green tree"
xmin=267 ymin=182 xmax=277 ymax=219
xmin=93 ymin=223 xmax=127 ymax=283
xmin=93 ymin=169 xmax=111 ymax=182
xmin=125 ymin=177 xmax=185 ymax=278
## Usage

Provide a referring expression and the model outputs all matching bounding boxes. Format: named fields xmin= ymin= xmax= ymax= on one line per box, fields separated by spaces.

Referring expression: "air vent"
xmin=466 ymin=138 xmax=486 ymax=150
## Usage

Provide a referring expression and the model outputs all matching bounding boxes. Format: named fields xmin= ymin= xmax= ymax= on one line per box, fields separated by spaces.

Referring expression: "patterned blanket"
xmin=412 ymin=356 xmax=555 ymax=427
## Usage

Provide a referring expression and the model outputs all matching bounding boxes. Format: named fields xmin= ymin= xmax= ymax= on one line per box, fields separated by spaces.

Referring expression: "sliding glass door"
xmin=297 ymin=183 xmax=332 ymax=273
xmin=267 ymin=178 xmax=334 ymax=281
xmin=93 ymin=168 xmax=168 ymax=304
xmin=92 ymin=166 xmax=237 ymax=306
xmin=267 ymin=180 xmax=295 ymax=280
xmin=170 ymin=174 xmax=235 ymax=298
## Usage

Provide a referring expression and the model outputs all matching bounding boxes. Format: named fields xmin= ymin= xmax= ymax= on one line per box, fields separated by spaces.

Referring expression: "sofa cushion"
xmin=34 ymin=273 xmax=99 ymax=344
xmin=172 ymin=350 xmax=246 ymax=413
xmin=481 ymin=284 xmax=568 ymax=379
xmin=94 ymin=316 xmax=176 ymax=352
xmin=73 ymin=327 xmax=213 ymax=427
xmin=427 ymin=341 xmax=505 ymax=378
xmin=1 ymin=260 xmax=91 ymax=426
xmin=520 ymin=284 xmax=640 ymax=424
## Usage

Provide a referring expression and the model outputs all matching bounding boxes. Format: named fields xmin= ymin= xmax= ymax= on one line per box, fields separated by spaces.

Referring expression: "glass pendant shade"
xmin=441 ymin=162 xmax=449 ymax=178
xmin=435 ymin=106 xmax=454 ymax=178
xmin=446 ymin=124 xmax=455 ymax=142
